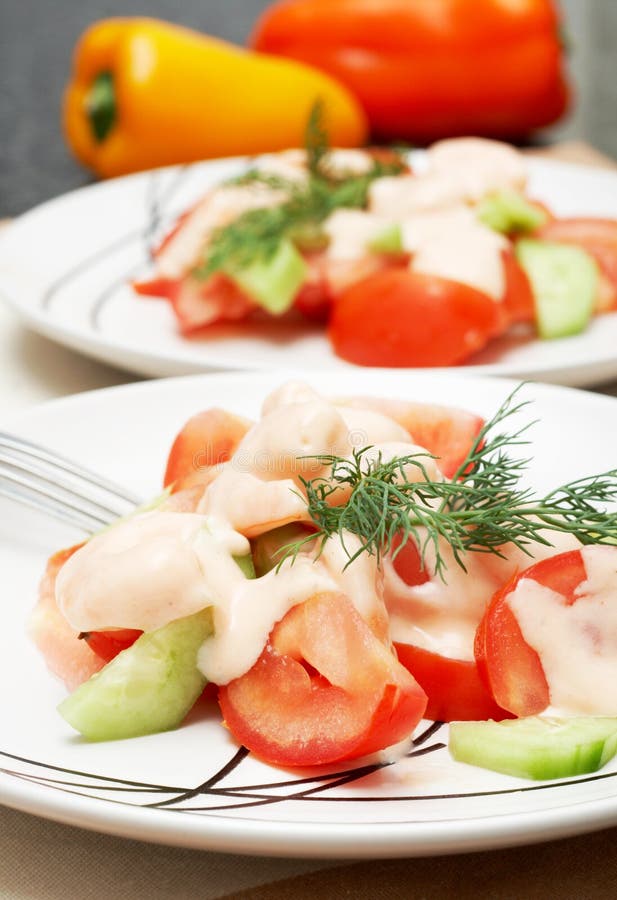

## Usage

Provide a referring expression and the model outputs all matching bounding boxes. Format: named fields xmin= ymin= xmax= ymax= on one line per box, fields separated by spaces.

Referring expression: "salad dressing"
xmin=506 ymin=544 xmax=617 ymax=714
xmin=385 ymin=530 xmax=582 ymax=661
xmin=426 ymin=138 xmax=527 ymax=200
xmin=156 ymin=183 xmax=287 ymax=279
xmin=56 ymin=512 xmax=250 ymax=633
xmin=402 ymin=208 xmax=508 ymax=301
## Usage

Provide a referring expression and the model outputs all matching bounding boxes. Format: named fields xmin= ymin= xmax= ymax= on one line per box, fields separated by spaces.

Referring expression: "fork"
xmin=0 ymin=432 xmax=143 ymax=533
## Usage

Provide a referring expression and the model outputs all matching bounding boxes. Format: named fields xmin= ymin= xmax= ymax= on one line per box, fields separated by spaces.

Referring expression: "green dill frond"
xmin=305 ymin=100 xmax=329 ymax=177
xmin=193 ymin=110 xmax=407 ymax=278
xmin=283 ymin=386 xmax=617 ymax=578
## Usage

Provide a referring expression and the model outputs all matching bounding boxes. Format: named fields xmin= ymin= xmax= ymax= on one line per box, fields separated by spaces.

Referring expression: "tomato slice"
xmin=219 ymin=591 xmax=427 ymax=767
xmin=474 ymin=550 xmax=590 ymax=717
xmin=394 ymin=642 xmax=513 ymax=722
xmin=391 ymin=533 xmax=429 ymax=587
xmin=502 ymin=250 xmax=536 ymax=323
xmin=81 ymin=629 xmax=142 ymax=663
xmin=293 ymin=252 xmax=333 ymax=321
xmin=164 ymin=408 xmax=252 ymax=491
xmin=328 ymin=269 xmax=503 ymax=367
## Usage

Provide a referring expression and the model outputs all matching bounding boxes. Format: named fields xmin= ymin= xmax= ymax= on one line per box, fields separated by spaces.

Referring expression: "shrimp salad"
xmin=134 ymin=138 xmax=617 ymax=368
xmin=31 ymin=382 xmax=617 ymax=778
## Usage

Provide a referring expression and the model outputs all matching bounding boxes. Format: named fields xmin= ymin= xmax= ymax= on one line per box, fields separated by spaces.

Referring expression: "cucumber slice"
xmin=227 ymin=238 xmax=307 ymax=315
xmin=58 ymin=553 xmax=255 ymax=741
xmin=516 ymin=239 xmax=598 ymax=339
xmin=477 ymin=190 xmax=548 ymax=234
xmin=251 ymin=524 xmax=314 ymax=576
xmin=449 ymin=716 xmax=617 ymax=780
xmin=58 ymin=609 xmax=214 ymax=741
xmin=368 ymin=224 xmax=403 ymax=254
xmin=234 ymin=552 xmax=256 ymax=580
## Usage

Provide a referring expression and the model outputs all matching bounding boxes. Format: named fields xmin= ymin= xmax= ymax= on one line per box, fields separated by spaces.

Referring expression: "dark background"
xmin=1 ymin=0 xmax=615 ymax=217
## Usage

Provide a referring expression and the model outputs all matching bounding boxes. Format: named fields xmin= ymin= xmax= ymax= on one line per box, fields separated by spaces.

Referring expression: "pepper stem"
xmin=85 ymin=71 xmax=116 ymax=143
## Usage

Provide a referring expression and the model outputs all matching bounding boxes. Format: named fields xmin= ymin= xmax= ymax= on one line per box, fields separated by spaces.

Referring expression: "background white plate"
xmin=2 ymin=369 xmax=617 ymax=857
xmin=1 ymin=157 xmax=617 ymax=386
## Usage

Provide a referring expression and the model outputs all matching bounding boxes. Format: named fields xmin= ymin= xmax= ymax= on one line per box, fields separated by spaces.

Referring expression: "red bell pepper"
xmin=252 ymin=0 xmax=570 ymax=143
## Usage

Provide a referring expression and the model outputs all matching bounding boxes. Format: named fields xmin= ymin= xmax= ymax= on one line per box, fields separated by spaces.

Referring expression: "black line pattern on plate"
xmin=40 ymin=166 xmax=190 ymax=326
xmin=3 ymin=719 xmax=617 ymax=820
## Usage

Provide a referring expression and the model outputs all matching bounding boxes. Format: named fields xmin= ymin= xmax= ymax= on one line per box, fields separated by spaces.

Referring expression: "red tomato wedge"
xmin=337 ymin=396 xmax=484 ymax=478
xmin=394 ymin=642 xmax=513 ymax=722
xmin=134 ymin=273 xmax=255 ymax=333
xmin=474 ymin=550 xmax=590 ymax=717
xmin=328 ymin=269 xmax=503 ymax=367
xmin=387 ymin=536 xmax=510 ymax=721
xmin=81 ymin=629 xmax=142 ymax=663
xmin=219 ymin=591 xmax=427 ymax=767
xmin=502 ymin=250 xmax=536 ymax=323
xmin=164 ymin=408 xmax=252 ymax=491
xmin=390 ymin=532 xmax=429 ymax=586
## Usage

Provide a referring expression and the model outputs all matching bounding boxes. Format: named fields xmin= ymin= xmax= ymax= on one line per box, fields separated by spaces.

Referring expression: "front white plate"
xmin=2 ymin=370 xmax=617 ymax=857
xmin=1 ymin=156 xmax=617 ymax=385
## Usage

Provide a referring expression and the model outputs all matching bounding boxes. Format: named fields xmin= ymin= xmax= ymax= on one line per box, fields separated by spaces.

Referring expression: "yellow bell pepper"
xmin=63 ymin=18 xmax=368 ymax=178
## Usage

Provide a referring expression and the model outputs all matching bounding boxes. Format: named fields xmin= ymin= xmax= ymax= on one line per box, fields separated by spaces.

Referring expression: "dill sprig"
xmin=195 ymin=106 xmax=406 ymax=277
xmin=305 ymin=100 xmax=329 ymax=177
xmin=286 ymin=387 xmax=617 ymax=579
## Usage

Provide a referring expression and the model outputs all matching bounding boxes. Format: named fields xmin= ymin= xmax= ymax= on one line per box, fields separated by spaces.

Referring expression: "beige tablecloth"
xmin=2 ymin=143 xmax=617 ymax=899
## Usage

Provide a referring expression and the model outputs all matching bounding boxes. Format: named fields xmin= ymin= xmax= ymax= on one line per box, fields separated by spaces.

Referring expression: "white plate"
xmin=1 ymin=156 xmax=617 ymax=386
xmin=2 ymin=369 xmax=617 ymax=857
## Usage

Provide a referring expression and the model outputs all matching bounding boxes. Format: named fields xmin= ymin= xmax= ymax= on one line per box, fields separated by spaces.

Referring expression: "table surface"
xmin=2 ymin=143 xmax=617 ymax=899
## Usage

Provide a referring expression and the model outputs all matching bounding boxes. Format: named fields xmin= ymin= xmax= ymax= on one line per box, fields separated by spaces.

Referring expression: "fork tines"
xmin=0 ymin=432 xmax=142 ymax=533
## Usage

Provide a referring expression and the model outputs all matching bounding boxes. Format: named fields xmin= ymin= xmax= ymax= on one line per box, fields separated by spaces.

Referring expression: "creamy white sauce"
xmin=506 ymin=544 xmax=617 ymax=714
xmin=385 ymin=529 xmax=581 ymax=661
xmin=323 ymin=209 xmax=390 ymax=261
xmin=385 ymin=538 xmax=503 ymax=660
xmin=369 ymin=173 xmax=464 ymax=218
xmin=57 ymin=512 xmax=250 ymax=633
xmin=426 ymin=138 xmax=527 ymax=200
xmin=401 ymin=207 xmax=508 ymax=301
xmin=197 ymin=556 xmax=339 ymax=684
xmin=326 ymin=149 xmax=375 ymax=177
xmin=318 ymin=533 xmax=387 ymax=638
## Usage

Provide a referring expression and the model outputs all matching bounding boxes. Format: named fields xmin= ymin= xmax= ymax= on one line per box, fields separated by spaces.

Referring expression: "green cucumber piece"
xmin=227 ymin=238 xmax=307 ymax=315
xmin=449 ymin=716 xmax=617 ymax=780
xmin=516 ymin=238 xmax=598 ymax=339
xmin=59 ymin=553 xmax=255 ymax=741
xmin=251 ymin=524 xmax=313 ymax=577
xmin=234 ymin=552 xmax=256 ymax=579
xmin=368 ymin=223 xmax=403 ymax=254
xmin=58 ymin=609 xmax=214 ymax=741
xmin=477 ymin=190 xmax=548 ymax=234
